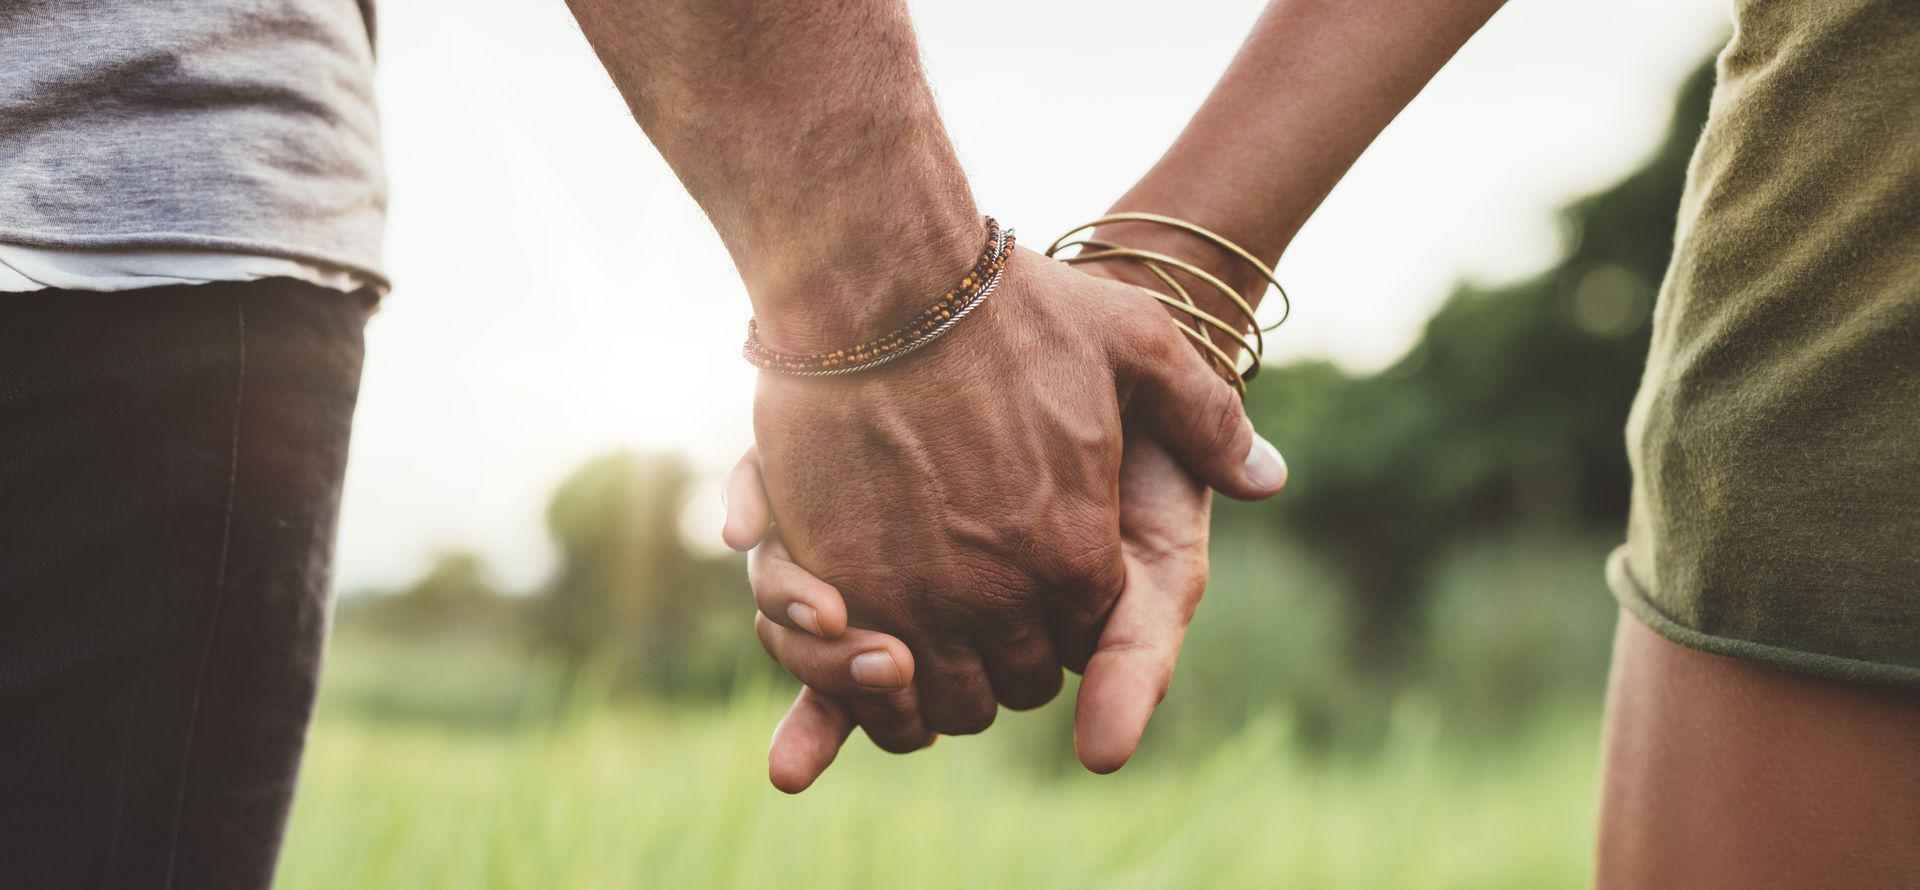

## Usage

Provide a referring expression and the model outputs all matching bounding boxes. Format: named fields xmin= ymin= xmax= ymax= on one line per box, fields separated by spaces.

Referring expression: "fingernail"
xmin=850 ymin=651 xmax=903 ymax=688
xmin=787 ymin=603 xmax=823 ymax=636
xmin=1243 ymin=429 xmax=1287 ymax=490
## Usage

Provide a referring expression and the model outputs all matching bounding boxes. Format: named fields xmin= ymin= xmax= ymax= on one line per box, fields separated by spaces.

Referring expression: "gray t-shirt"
xmin=0 ymin=0 xmax=388 ymax=287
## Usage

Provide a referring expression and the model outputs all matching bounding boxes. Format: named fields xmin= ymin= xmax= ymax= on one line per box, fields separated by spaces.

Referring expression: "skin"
xmin=1092 ymin=0 xmax=1513 ymax=314
xmin=709 ymin=0 xmax=1920 ymax=881
xmin=563 ymin=0 xmax=981 ymax=347
xmin=731 ymin=0 xmax=1509 ymax=787
xmin=729 ymin=306 xmax=1225 ymax=782
xmin=738 ymin=455 xmax=1206 ymax=783
xmin=751 ymin=250 xmax=1276 ymax=736
xmin=564 ymin=0 xmax=1284 ymax=743
xmin=1597 ymin=613 xmax=1920 ymax=889
xmin=574 ymin=0 xmax=1920 ymax=879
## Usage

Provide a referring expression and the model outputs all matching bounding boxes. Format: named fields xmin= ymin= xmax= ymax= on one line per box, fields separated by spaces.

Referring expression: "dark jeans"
xmin=0 ymin=280 xmax=370 ymax=890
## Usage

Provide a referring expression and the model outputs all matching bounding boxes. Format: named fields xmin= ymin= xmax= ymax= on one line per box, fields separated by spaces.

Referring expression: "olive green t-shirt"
xmin=1608 ymin=0 xmax=1920 ymax=685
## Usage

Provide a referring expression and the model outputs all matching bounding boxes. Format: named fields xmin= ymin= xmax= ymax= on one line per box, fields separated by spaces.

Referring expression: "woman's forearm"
xmin=1099 ymin=0 xmax=1508 ymax=308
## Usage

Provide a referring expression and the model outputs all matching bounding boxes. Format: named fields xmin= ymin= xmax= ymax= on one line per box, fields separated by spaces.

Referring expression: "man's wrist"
xmin=745 ymin=195 xmax=986 ymax=355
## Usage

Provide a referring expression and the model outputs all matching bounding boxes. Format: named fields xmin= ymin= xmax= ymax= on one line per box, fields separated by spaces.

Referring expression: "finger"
xmin=759 ymin=615 xmax=933 ymax=756
xmin=912 ymin=647 xmax=1000 ymax=736
xmin=760 ymin=616 xmax=934 ymax=755
xmin=768 ymin=686 xmax=855 ymax=794
xmin=1046 ymin=565 xmax=1123 ymax=675
xmin=1124 ymin=327 xmax=1287 ymax=501
xmin=977 ymin=620 xmax=1065 ymax=711
xmin=1073 ymin=556 xmax=1205 ymax=775
xmin=1046 ymin=540 xmax=1127 ymax=675
xmin=749 ymin=535 xmax=848 ymax=638
xmin=755 ymin=613 xmax=914 ymax=696
xmin=722 ymin=446 xmax=773 ymax=552
xmin=1048 ymin=606 xmax=1107 ymax=675
xmin=849 ymin=687 xmax=937 ymax=754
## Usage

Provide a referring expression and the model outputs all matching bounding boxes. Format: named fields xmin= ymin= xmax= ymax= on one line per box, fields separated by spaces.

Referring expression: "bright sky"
xmin=337 ymin=0 xmax=1730 ymax=593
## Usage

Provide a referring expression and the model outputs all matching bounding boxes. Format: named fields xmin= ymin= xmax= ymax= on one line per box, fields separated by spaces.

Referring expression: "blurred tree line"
xmin=340 ymin=451 xmax=758 ymax=698
xmin=338 ymin=57 xmax=1717 ymax=747
xmin=1228 ymin=57 xmax=1714 ymax=668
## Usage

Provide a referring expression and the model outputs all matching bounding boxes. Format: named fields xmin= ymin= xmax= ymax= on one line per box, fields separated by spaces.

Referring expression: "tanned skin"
xmin=736 ymin=0 xmax=1505 ymax=778
xmin=1597 ymin=614 xmax=1920 ymax=888
xmin=711 ymin=0 xmax=1920 ymax=883
xmin=563 ymin=0 xmax=979 ymax=349
xmin=564 ymin=0 xmax=1286 ymax=758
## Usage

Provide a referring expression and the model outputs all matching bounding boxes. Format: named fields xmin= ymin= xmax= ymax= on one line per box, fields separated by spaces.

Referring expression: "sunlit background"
xmin=338 ymin=0 xmax=1726 ymax=593
xmin=287 ymin=0 xmax=1736 ymax=886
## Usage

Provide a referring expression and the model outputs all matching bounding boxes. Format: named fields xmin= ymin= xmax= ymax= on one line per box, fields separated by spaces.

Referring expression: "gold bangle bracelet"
xmin=1045 ymin=213 xmax=1290 ymax=396
xmin=1048 ymin=212 xmax=1291 ymax=332
xmin=1056 ymin=239 xmax=1260 ymax=389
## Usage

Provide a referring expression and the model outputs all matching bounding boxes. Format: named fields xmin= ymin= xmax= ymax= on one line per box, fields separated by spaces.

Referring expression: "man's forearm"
xmin=1101 ymin=0 xmax=1508 ymax=305
xmin=566 ymin=0 xmax=982 ymax=350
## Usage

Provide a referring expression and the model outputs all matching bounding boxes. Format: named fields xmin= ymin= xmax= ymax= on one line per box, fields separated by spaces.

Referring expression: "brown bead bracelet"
xmin=742 ymin=217 xmax=1014 ymax=377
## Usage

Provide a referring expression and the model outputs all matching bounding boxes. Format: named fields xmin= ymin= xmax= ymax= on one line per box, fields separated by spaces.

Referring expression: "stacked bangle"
xmin=743 ymin=217 xmax=1014 ymax=377
xmin=738 ymin=211 xmax=1285 ymax=392
xmin=1045 ymin=212 xmax=1289 ymax=396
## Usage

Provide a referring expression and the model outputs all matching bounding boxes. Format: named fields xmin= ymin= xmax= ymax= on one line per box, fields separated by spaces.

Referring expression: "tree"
xmin=535 ymin=451 xmax=748 ymax=691
xmin=1237 ymin=58 xmax=1718 ymax=667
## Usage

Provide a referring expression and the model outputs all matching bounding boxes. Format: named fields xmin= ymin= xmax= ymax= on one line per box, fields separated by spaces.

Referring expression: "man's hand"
xmin=746 ymin=248 xmax=1285 ymax=742
xmin=726 ymin=415 xmax=1250 ymax=791
xmin=724 ymin=254 xmax=1288 ymax=791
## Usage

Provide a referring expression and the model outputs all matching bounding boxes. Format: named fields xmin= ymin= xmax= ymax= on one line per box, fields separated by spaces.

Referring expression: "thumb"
xmin=1128 ymin=333 xmax=1287 ymax=501
xmin=1072 ymin=553 xmax=1201 ymax=775
xmin=768 ymin=686 xmax=856 ymax=794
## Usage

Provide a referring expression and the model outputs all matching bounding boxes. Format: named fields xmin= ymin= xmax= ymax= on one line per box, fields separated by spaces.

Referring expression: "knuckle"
xmin=981 ymin=614 xmax=1049 ymax=650
xmin=1105 ymin=284 xmax=1166 ymax=332
xmin=924 ymin=702 xmax=997 ymax=737
xmin=1055 ymin=639 xmax=1097 ymax=676
xmin=814 ymin=562 xmax=917 ymax=632
xmin=999 ymin=670 xmax=1064 ymax=712
xmin=1196 ymin=388 xmax=1247 ymax=456
xmin=1052 ymin=536 xmax=1125 ymax=614
xmin=1122 ymin=309 xmax=1180 ymax=367
xmin=1088 ymin=293 xmax=1156 ymax=366
xmin=869 ymin=730 xmax=932 ymax=755
xmin=916 ymin=555 xmax=1040 ymax=629
xmin=863 ymin=705 xmax=934 ymax=754
xmin=971 ymin=572 xmax=1038 ymax=623
xmin=849 ymin=689 xmax=926 ymax=753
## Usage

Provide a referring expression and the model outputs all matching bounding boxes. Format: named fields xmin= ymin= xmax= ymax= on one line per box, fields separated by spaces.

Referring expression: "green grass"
xmin=279 ymin=687 xmax=1602 ymax=889
xmin=284 ymin=527 xmax=1619 ymax=887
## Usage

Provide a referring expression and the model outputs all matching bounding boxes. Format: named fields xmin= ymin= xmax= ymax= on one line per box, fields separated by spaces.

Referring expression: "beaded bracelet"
xmin=743 ymin=217 xmax=1013 ymax=377
xmin=1045 ymin=212 xmax=1289 ymax=397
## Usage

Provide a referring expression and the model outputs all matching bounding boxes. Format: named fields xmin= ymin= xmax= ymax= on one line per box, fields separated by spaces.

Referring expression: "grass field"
xmin=279 ymin=686 xmax=1603 ymax=889
xmin=279 ymin=529 xmax=1617 ymax=888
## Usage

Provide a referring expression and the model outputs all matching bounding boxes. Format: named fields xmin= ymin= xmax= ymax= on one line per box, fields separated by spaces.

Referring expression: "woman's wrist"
xmin=1085 ymin=209 xmax=1285 ymax=326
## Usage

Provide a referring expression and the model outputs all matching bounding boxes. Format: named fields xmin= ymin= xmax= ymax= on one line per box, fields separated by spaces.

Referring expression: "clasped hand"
xmin=723 ymin=248 xmax=1286 ymax=792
